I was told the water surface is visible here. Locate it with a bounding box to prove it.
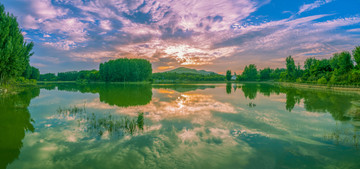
[1,83,360,169]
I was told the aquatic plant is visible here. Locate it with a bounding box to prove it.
[56,105,145,137]
[324,126,360,150]
[56,104,86,116]
[137,112,144,130]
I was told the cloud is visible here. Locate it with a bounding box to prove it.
[22,15,39,29]
[347,28,360,32]
[42,18,88,43]
[31,0,68,20]
[2,0,360,73]
[100,20,112,31]
[43,40,76,51]
[298,0,333,14]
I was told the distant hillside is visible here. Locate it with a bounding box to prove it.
[164,67,219,75]
[153,67,225,81]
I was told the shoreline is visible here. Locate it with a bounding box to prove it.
[277,82,360,95]
[37,81,152,84]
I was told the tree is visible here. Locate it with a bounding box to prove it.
[241,64,258,81]
[330,52,353,75]
[99,58,152,82]
[285,56,296,81]
[353,46,360,69]
[226,70,232,81]
[29,66,39,80]
[39,73,57,81]
[0,4,34,84]
[270,68,285,80]
[259,68,272,81]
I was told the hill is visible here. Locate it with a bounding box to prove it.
[164,67,219,75]
[153,67,225,81]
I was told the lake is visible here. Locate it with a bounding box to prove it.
[1,83,360,169]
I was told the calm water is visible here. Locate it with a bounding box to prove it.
[1,83,360,169]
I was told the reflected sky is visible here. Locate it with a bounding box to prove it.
[4,83,360,169]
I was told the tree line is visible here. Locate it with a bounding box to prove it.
[226,46,360,85]
[39,70,100,82]
[152,72,225,81]
[40,58,152,82]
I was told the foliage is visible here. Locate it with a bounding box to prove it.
[100,58,152,82]
[239,64,258,81]
[236,46,360,85]
[39,73,57,81]
[259,68,272,81]
[353,46,360,69]
[284,56,299,81]
[317,77,327,84]
[41,70,100,82]
[270,68,286,80]
[226,70,232,81]
[22,66,39,80]
[0,4,35,84]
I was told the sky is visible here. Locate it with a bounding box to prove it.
[2,0,360,74]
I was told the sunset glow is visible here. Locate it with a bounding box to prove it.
[2,0,360,73]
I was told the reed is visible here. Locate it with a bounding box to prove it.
[55,105,145,137]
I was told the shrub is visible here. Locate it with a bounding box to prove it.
[317,77,327,84]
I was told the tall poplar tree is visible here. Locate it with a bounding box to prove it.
[0,4,34,84]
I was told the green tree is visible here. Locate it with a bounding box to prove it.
[99,58,152,82]
[39,73,57,81]
[285,56,296,81]
[226,70,232,81]
[331,52,353,75]
[241,64,258,81]
[353,46,360,69]
[259,68,272,81]
[0,4,34,84]
[270,68,285,80]
[29,66,39,80]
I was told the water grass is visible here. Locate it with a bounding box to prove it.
[323,126,360,150]
[56,105,145,137]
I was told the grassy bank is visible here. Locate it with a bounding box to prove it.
[278,82,360,94]
[0,78,38,96]
[0,84,36,96]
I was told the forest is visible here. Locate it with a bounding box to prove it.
[229,46,360,85]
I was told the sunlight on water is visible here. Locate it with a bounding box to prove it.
[1,83,360,169]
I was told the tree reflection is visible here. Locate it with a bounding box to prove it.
[241,83,258,100]
[42,83,152,107]
[226,83,232,94]
[99,85,152,107]
[152,84,216,92]
[235,83,360,121]
[0,87,40,168]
